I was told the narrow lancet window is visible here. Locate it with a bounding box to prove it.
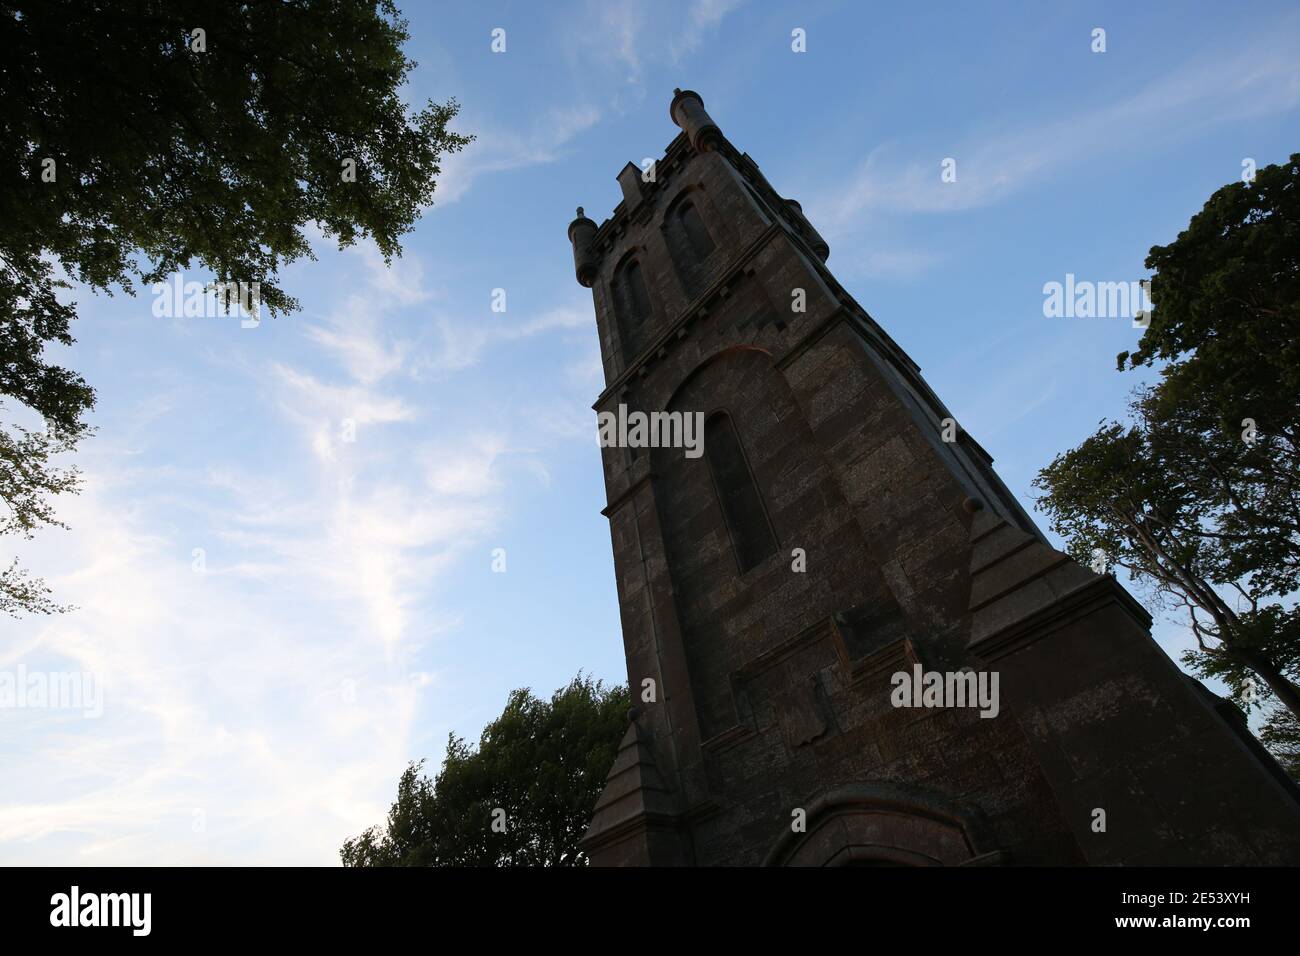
[705,413,777,573]
[677,201,714,259]
[615,258,651,357]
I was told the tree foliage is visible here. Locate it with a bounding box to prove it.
[1034,393,1300,721]
[0,0,471,614]
[1260,706,1300,781]
[1120,153,1300,434]
[341,676,630,867]
[1035,154,1300,755]
[0,415,81,615]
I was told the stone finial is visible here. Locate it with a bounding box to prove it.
[784,197,831,262]
[669,88,722,151]
[568,207,599,287]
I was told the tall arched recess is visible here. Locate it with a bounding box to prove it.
[649,344,890,746]
[704,411,777,574]
[763,785,1008,867]
[676,199,714,258]
[661,186,722,299]
[612,254,652,362]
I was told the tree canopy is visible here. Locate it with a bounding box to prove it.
[341,676,630,867]
[0,0,471,614]
[1120,153,1300,434]
[1035,154,1300,771]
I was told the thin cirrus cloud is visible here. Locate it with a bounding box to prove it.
[433,104,602,206]
[813,26,1300,237]
[575,0,647,85]
[570,0,746,96]
[0,224,584,862]
[669,0,748,62]
[0,470,433,864]
[424,304,591,373]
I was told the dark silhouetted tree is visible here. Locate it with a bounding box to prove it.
[341,675,630,866]
[1035,155,1300,768]
[0,1,471,614]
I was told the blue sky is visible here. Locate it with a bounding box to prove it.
[3,1,1298,864]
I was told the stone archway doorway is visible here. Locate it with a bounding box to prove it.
[763,784,1007,867]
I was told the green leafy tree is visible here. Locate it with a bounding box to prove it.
[1035,154,1300,757]
[0,0,471,615]
[1119,154,1300,435]
[341,676,630,867]
[1261,707,1300,780]
[1034,394,1300,721]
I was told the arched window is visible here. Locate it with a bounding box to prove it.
[705,413,777,573]
[620,260,650,324]
[676,200,714,259]
[614,257,651,358]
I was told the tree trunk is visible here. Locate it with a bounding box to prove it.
[1231,646,1300,723]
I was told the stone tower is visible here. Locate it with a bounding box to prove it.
[566,90,1300,866]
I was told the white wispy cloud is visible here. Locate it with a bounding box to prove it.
[670,0,747,61]
[0,235,552,862]
[837,246,940,282]
[571,0,747,93]
[813,28,1300,235]
[424,305,590,373]
[579,0,647,85]
[434,105,602,206]
[0,472,431,863]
